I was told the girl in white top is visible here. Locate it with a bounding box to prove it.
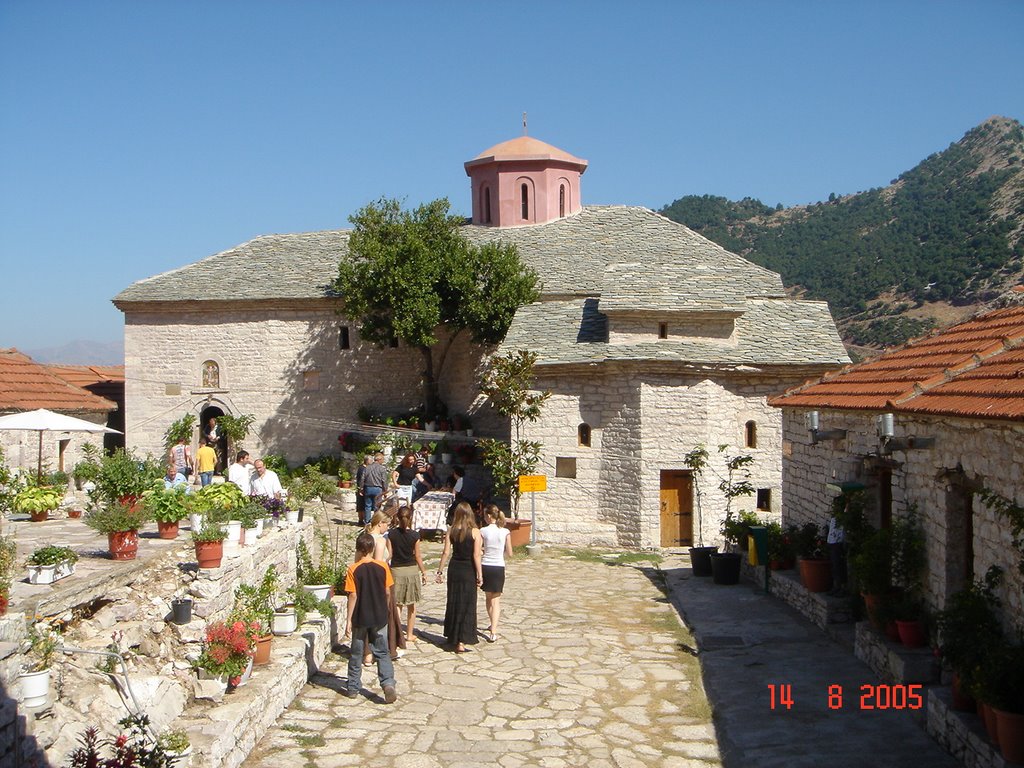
[478,504,512,643]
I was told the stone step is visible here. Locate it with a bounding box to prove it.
[172,610,334,768]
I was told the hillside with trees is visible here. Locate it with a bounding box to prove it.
[661,116,1024,352]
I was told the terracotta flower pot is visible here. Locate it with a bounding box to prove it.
[994,708,1024,763]
[194,540,224,569]
[157,520,180,540]
[506,519,532,548]
[895,619,927,648]
[68,509,83,519]
[798,557,831,592]
[108,530,139,560]
[980,700,1000,746]
[254,634,273,666]
[951,672,976,712]
[30,510,49,522]
[0,594,8,616]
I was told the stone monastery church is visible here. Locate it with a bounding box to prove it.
[115,135,849,548]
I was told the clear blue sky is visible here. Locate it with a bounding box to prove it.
[2,0,1022,352]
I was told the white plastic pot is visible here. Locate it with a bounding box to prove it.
[225,520,242,545]
[284,509,300,525]
[302,584,331,602]
[271,608,297,636]
[20,668,50,708]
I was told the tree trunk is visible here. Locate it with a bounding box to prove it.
[420,346,438,418]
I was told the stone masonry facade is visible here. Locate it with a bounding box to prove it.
[779,407,1024,621]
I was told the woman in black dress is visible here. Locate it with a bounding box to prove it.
[436,501,482,652]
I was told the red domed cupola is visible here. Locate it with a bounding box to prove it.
[465,135,587,227]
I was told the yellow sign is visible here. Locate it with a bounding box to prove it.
[518,474,547,493]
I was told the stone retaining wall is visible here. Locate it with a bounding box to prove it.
[928,687,1008,768]
[853,622,939,684]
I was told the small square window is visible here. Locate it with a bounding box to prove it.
[756,488,772,511]
[555,457,577,478]
[658,322,668,339]
[303,370,320,391]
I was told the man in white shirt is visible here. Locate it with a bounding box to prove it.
[251,458,283,500]
[228,450,253,495]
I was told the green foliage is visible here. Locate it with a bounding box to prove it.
[721,509,759,547]
[793,522,826,560]
[0,446,21,513]
[217,413,255,444]
[85,501,152,533]
[936,567,1004,699]
[27,545,78,566]
[190,482,246,519]
[14,486,65,514]
[235,499,262,529]
[0,536,17,596]
[660,119,1024,347]
[288,466,337,502]
[72,443,102,484]
[89,448,164,507]
[890,507,927,592]
[478,350,551,515]
[157,728,190,754]
[45,470,68,487]
[191,517,227,543]
[979,487,1024,575]
[26,621,59,672]
[163,413,196,449]
[285,583,332,626]
[141,486,190,523]
[765,522,799,562]
[335,197,539,416]
[232,565,281,634]
[296,530,348,590]
[683,444,755,548]
[260,454,290,479]
[65,714,179,768]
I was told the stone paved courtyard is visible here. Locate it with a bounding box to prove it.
[247,543,720,768]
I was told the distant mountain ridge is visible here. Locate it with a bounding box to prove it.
[661,116,1024,352]
[23,339,123,366]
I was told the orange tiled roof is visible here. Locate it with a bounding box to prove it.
[770,305,1024,421]
[0,349,116,413]
[47,364,125,388]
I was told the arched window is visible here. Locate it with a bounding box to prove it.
[559,184,566,217]
[578,423,591,447]
[201,360,220,388]
[521,183,529,220]
[745,420,757,449]
[482,185,492,224]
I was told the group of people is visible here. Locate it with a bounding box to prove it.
[342,501,513,703]
[164,438,284,501]
[356,447,444,525]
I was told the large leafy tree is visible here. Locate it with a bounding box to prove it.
[335,197,539,416]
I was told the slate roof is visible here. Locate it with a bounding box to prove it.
[502,298,847,366]
[0,350,117,413]
[770,305,1024,421]
[114,205,847,369]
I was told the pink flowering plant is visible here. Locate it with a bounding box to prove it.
[195,620,258,679]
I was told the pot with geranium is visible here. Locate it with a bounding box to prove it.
[142,486,190,539]
[195,619,259,689]
[234,565,280,664]
[85,501,153,560]
[26,545,79,584]
[65,713,181,768]
[935,565,1003,712]
[766,522,797,570]
[20,621,58,708]
[192,518,227,568]
[0,536,15,615]
[795,522,832,593]
[15,485,65,522]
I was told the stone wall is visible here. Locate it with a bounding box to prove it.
[123,305,493,465]
[524,367,815,549]
[779,407,1024,621]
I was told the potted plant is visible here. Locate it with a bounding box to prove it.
[195,619,258,688]
[0,536,16,615]
[286,583,332,624]
[192,518,227,568]
[142,486,190,539]
[297,532,344,600]
[236,500,262,543]
[795,522,832,593]
[26,545,78,584]
[233,565,280,665]
[72,442,102,490]
[216,413,255,452]
[438,441,452,465]
[20,621,58,708]
[986,643,1024,763]
[890,510,928,645]
[14,485,65,522]
[284,493,302,524]
[85,502,152,560]
[89,448,164,509]
[157,728,192,764]
[765,521,797,570]
[65,714,180,766]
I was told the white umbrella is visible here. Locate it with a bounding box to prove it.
[0,408,121,481]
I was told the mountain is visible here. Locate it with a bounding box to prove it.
[661,116,1024,353]
[23,339,124,366]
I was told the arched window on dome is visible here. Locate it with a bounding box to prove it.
[201,360,220,388]
[578,423,591,447]
[521,183,529,220]
[745,420,758,449]
[559,184,566,218]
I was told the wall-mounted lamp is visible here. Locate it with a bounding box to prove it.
[805,410,847,444]
[876,412,935,454]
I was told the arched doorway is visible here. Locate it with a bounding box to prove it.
[199,404,229,473]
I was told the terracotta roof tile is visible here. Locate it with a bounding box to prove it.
[0,349,116,413]
[771,305,1024,421]
[47,365,125,388]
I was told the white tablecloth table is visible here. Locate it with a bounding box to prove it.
[412,491,454,531]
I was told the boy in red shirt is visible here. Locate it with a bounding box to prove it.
[344,532,398,703]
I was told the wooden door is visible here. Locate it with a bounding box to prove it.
[660,470,694,547]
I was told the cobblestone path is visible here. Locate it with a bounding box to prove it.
[248,546,720,768]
